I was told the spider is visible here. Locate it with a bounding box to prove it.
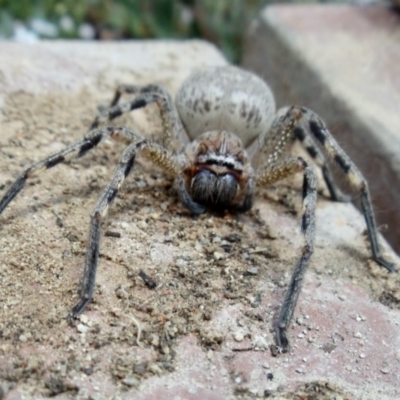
[0,65,394,352]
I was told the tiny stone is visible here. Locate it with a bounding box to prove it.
[80,315,88,324]
[381,368,389,374]
[295,367,304,374]
[262,362,270,369]
[338,294,347,301]
[353,331,362,338]
[19,334,27,342]
[137,220,148,229]
[213,251,225,260]
[359,353,366,359]
[233,332,244,342]
[77,324,89,334]
[253,335,269,350]
[195,242,203,252]
[246,267,259,275]
[151,335,160,347]
[122,377,139,387]
[297,333,304,339]
[116,286,129,299]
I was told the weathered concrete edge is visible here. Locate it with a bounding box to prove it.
[242,5,400,253]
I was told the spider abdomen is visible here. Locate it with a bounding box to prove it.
[175,66,276,147]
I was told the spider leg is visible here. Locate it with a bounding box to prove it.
[293,106,394,273]
[256,157,317,352]
[0,127,139,216]
[175,176,206,214]
[91,84,186,153]
[253,106,349,203]
[293,121,350,202]
[70,129,181,318]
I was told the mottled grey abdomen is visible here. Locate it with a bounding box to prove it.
[175,66,276,147]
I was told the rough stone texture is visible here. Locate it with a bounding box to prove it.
[0,41,400,399]
[242,4,400,255]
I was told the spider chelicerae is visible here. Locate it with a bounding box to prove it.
[0,65,394,352]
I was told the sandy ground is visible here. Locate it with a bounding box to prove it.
[0,41,399,400]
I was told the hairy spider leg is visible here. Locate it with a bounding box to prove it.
[292,115,350,203]
[257,157,317,352]
[253,105,393,351]
[0,122,182,319]
[0,127,136,215]
[70,131,181,318]
[91,84,186,153]
[294,107,394,273]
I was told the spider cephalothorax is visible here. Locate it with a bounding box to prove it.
[181,130,254,212]
[0,65,394,352]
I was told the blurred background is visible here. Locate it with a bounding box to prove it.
[0,0,369,63]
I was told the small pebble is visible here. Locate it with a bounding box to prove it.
[338,294,347,301]
[122,377,139,387]
[19,334,27,342]
[233,332,244,342]
[195,242,203,252]
[136,180,146,188]
[77,324,89,334]
[137,220,148,229]
[246,267,259,275]
[213,251,225,260]
[359,353,366,359]
[381,368,389,374]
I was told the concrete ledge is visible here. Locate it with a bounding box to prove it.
[0,41,399,399]
[243,4,400,254]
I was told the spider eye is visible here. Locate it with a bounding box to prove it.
[191,169,238,207]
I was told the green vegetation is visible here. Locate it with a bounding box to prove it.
[0,0,292,62]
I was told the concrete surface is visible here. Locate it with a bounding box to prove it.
[242,4,400,255]
[0,41,400,399]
